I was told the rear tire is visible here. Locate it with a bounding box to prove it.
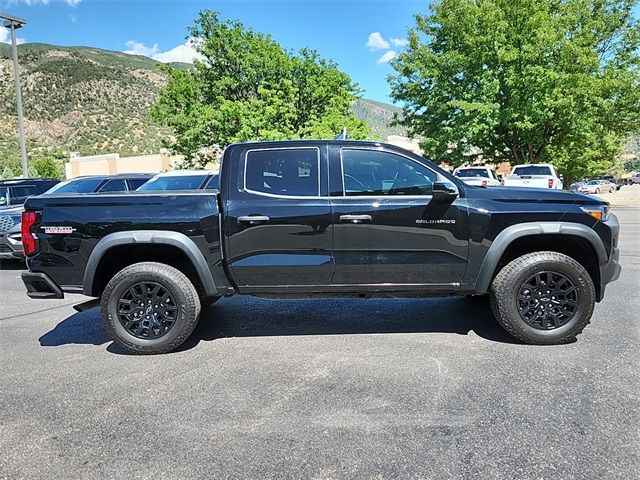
[595,188,600,194]
[490,252,595,345]
[101,262,201,354]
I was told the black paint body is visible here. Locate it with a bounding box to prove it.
[22,140,621,301]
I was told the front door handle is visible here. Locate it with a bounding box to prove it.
[339,214,372,223]
[238,215,270,224]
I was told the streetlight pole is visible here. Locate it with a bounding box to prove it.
[1,12,28,178]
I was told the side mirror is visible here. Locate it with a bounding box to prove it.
[432,181,459,203]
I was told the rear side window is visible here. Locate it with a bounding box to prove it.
[139,175,208,191]
[245,148,320,197]
[204,175,219,190]
[99,179,128,192]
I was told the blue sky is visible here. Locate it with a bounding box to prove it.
[0,0,432,103]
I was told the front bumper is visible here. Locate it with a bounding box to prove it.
[598,246,621,301]
[22,271,64,299]
[0,232,23,260]
[597,213,622,301]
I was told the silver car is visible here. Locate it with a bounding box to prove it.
[577,179,616,194]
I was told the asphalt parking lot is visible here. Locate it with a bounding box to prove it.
[0,207,638,480]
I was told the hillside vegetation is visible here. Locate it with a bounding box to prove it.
[0,43,403,164]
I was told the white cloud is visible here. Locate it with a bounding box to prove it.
[124,40,160,58]
[0,27,26,45]
[377,50,397,64]
[366,32,390,51]
[123,39,203,64]
[66,0,81,6]
[390,38,408,47]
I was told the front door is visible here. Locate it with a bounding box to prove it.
[224,145,333,290]
[329,146,468,288]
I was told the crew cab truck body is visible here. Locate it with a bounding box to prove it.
[21,140,621,353]
[503,164,564,190]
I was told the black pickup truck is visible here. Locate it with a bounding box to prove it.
[21,140,621,353]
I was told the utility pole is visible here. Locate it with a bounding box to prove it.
[1,12,28,178]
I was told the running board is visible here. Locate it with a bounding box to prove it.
[73,298,100,312]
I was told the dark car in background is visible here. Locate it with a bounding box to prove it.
[0,178,60,209]
[0,173,153,262]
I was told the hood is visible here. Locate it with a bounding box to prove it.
[463,185,607,206]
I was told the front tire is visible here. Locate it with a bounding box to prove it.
[595,188,600,194]
[490,252,595,345]
[101,262,201,354]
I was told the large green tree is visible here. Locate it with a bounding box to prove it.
[390,0,640,184]
[152,11,368,167]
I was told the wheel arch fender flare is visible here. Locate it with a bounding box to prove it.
[83,231,217,297]
[473,222,607,295]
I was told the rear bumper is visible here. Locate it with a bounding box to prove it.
[22,271,64,299]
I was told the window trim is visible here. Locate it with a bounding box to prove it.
[339,147,440,199]
[243,146,323,199]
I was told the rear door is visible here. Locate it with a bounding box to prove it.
[329,145,468,288]
[223,145,333,291]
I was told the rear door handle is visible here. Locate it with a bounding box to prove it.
[339,214,372,223]
[238,215,270,224]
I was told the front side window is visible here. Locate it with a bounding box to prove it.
[245,148,319,197]
[341,149,436,196]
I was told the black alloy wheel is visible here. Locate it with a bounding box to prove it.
[117,281,177,339]
[516,271,578,330]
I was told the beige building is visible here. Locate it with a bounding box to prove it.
[65,151,184,179]
[385,135,423,155]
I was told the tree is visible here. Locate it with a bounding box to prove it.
[31,156,63,179]
[390,0,640,185]
[624,157,640,172]
[152,11,368,168]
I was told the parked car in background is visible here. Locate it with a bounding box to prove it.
[0,173,152,261]
[627,173,640,185]
[0,178,59,209]
[137,170,219,191]
[596,175,624,191]
[570,179,589,192]
[502,164,563,189]
[453,166,501,187]
[46,173,153,195]
[578,179,616,195]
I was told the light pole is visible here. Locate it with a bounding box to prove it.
[1,12,28,178]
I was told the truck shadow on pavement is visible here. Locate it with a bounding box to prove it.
[39,296,522,353]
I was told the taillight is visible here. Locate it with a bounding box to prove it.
[548,178,554,189]
[481,180,488,187]
[21,210,39,256]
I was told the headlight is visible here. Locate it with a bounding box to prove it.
[580,205,610,222]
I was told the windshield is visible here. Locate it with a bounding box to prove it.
[0,187,7,206]
[513,166,552,176]
[45,178,105,194]
[138,175,208,191]
[455,168,489,178]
